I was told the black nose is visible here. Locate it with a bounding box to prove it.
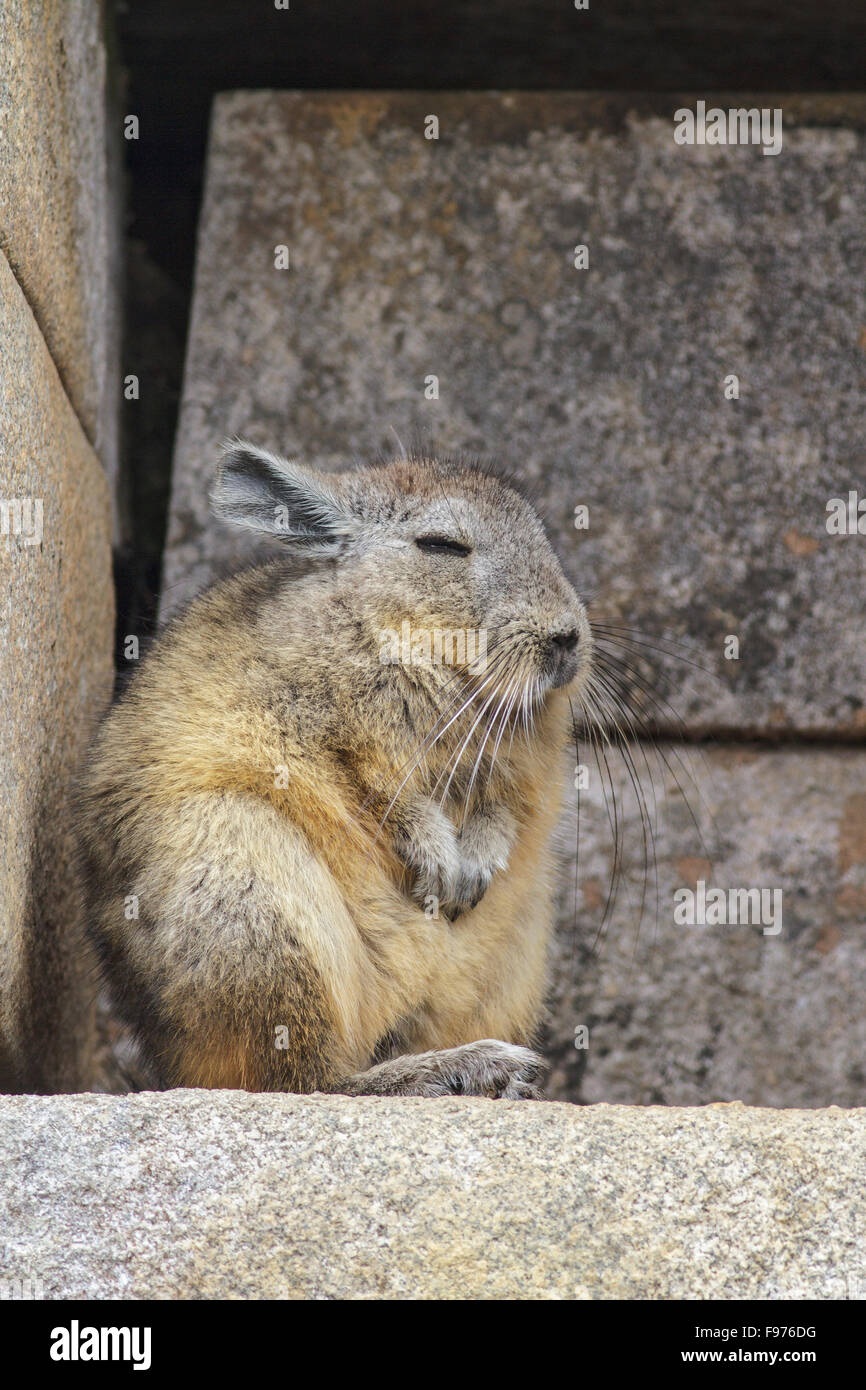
[545,626,580,688]
[549,628,579,653]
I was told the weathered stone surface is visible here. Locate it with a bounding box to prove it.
[546,746,866,1109]
[163,92,866,734]
[0,1089,863,1299]
[0,252,114,1091]
[0,0,120,502]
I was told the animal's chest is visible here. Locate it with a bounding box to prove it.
[363,800,560,1054]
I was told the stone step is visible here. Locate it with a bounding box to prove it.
[1,1089,864,1299]
[163,91,866,735]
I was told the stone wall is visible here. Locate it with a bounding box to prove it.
[0,2,117,1091]
[162,93,866,736]
[546,747,866,1106]
[0,0,121,517]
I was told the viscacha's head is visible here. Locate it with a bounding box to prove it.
[211,440,593,708]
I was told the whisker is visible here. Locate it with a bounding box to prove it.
[486,671,525,792]
[567,694,582,984]
[378,652,512,813]
[590,623,716,678]
[463,667,523,820]
[436,663,515,810]
[582,673,656,947]
[581,715,626,944]
[590,652,715,863]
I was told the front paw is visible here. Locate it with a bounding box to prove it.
[445,804,517,920]
[393,796,461,915]
[441,859,491,921]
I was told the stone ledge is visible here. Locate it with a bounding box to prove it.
[1,1090,863,1299]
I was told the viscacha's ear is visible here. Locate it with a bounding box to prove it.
[210,440,355,554]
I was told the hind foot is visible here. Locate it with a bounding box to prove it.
[342,1039,546,1099]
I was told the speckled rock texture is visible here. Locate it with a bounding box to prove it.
[545,746,866,1108]
[0,253,114,1091]
[0,1089,863,1299]
[164,92,866,735]
[0,0,120,502]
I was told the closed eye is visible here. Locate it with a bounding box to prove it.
[414,534,473,556]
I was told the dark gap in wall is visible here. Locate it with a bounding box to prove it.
[112,0,865,660]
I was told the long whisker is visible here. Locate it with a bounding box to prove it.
[580,714,625,944]
[590,647,715,859]
[435,661,517,809]
[364,642,513,805]
[582,673,656,947]
[371,648,514,837]
[590,640,715,806]
[567,694,582,983]
[590,623,716,678]
[463,666,524,821]
[356,597,714,980]
[486,670,525,792]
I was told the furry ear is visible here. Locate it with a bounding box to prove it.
[210,440,354,553]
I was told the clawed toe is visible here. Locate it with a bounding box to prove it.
[447,1040,546,1099]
